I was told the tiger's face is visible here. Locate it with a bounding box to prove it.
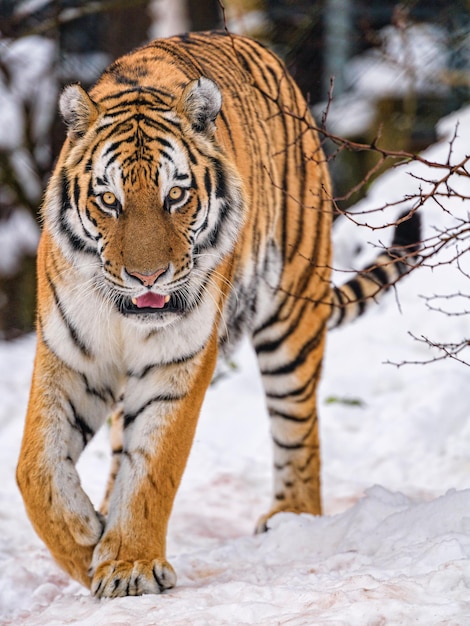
[49,79,244,326]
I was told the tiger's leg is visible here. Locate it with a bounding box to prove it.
[100,407,124,517]
[16,340,110,587]
[90,335,218,598]
[252,294,328,532]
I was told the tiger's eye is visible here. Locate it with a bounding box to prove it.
[168,186,185,202]
[101,192,117,206]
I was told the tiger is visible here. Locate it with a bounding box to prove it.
[16,31,420,598]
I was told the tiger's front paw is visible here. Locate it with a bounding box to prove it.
[91,559,176,598]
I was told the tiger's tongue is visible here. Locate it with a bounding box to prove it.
[134,293,166,309]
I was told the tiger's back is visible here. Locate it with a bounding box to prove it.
[18,32,340,598]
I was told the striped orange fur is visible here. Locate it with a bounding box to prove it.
[17,31,418,597]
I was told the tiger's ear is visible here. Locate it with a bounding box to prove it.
[59,84,101,140]
[179,77,222,134]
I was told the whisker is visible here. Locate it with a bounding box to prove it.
[193,253,237,293]
[188,269,230,339]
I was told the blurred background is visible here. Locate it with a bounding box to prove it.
[0,0,469,339]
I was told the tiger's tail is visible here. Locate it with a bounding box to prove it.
[328,211,421,329]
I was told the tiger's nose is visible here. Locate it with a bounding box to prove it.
[126,265,169,287]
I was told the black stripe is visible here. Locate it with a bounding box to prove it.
[260,323,325,377]
[59,170,98,256]
[347,279,367,315]
[46,271,92,359]
[287,118,308,263]
[152,568,166,594]
[127,347,203,379]
[194,200,231,252]
[81,373,115,403]
[368,264,392,287]
[69,401,95,448]
[102,135,135,158]
[266,361,321,402]
[150,39,204,76]
[269,408,311,423]
[74,179,97,241]
[130,114,180,137]
[204,167,212,197]
[254,299,310,355]
[154,137,173,150]
[253,291,294,338]
[298,448,319,473]
[272,413,317,450]
[211,158,227,198]
[179,135,198,165]
[36,313,62,362]
[73,177,80,208]
[331,286,346,326]
[272,435,305,450]
[98,87,171,106]
[124,392,186,428]
[219,108,235,151]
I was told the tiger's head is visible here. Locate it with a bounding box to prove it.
[45,77,244,326]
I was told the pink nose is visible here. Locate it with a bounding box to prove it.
[127,266,168,287]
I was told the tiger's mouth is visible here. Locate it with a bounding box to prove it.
[119,292,185,316]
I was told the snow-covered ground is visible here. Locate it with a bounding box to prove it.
[2,106,470,624]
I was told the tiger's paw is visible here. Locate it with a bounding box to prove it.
[254,503,297,534]
[255,510,277,534]
[91,558,176,598]
[254,501,322,534]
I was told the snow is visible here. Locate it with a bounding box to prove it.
[2,108,470,624]
[0,210,39,276]
[322,22,450,137]
[347,23,449,99]
[0,36,57,151]
[150,0,189,40]
[0,36,57,224]
[12,0,51,19]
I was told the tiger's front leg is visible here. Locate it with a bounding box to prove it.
[90,335,218,598]
[16,340,111,587]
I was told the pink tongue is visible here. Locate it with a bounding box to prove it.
[134,293,166,309]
